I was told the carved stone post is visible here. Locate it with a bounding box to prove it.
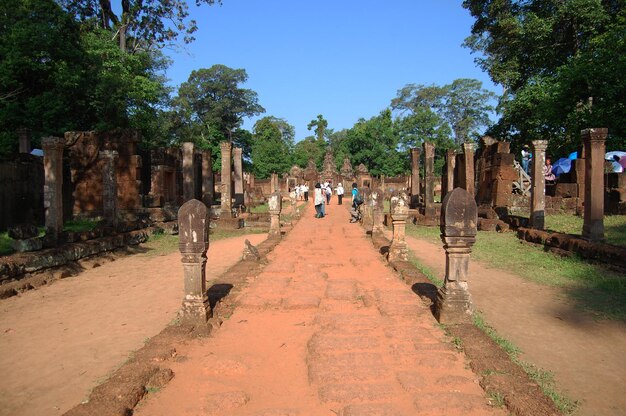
[361,188,373,230]
[178,199,210,324]
[182,142,195,202]
[424,142,436,218]
[582,128,608,241]
[233,147,243,208]
[530,140,548,230]
[389,192,409,262]
[220,142,232,217]
[270,173,279,194]
[443,149,456,199]
[202,149,214,207]
[99,150,119,228]
[435,188,477,324]
[372,190,385,236]
[17,128,31,154]
[410,147,421,208]
[42,137,65,242]
[462,143,475,196]
[289,189,299,218]
[268,191,282,239]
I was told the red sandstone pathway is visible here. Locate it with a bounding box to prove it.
[0,233,267,416]
[135,203,504,416]
[400,234,626,416]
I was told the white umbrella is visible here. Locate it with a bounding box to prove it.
[605,151,626,160]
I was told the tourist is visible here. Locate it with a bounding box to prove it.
[336,183,344,205]
[614,155,626,172]
[303,183,309,201]
[521,145,531,174]
[350,182,363,223]
[544,158,556,182]
[325,182,332,204]
[294,184,301,200]
[314,183,324,218]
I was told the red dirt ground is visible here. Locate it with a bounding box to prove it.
[0,233,267,416]
[402,234,626,416]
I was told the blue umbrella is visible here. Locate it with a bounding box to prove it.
[568,151,578,160]
[552,157,572,177]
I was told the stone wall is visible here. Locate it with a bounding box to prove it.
[0,155,44,231]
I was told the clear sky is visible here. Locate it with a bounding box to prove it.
[164,0,499,141]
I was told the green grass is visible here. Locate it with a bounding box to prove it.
[407,222,626,320]
[0,232,13,256]
[63,219,99,233]
[407,251,443,285]
[545,213,626,246]
[250,203,269,214]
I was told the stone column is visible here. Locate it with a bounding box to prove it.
[182,142,195,202]
[270,173,279,194]
[424,142,436,217]
[289,189,299,218]
[389,192,409,262]
[582,128,608,241]
[462,143,475,196]
[444,149,456,199]
[42,137,65,242]
[17,128,31,154]
[178,199,210,324]
[99,150,119,228]
[361,188,373,230]
[268,191,282,239]
[202,149,213,207]
[372,190,385,236]
[435,188,477,324]
[220,142,232,217]
[233,147,243,197]
[530,140,548,230]
[410,148,421,208]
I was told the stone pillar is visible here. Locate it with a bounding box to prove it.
[220,142,232,217]
[289,189,299,218]
[17,128,31,154]
[389,192,409,262]
[361,188,373,230]
[178,199,210,324]
[99,150,119,228]
[530,140,548,230]
[410,147,421,208]
[582,128,608,241]
[182,142,195,202]
[372,190,385,235]
[462,143,475,196]
[233,147,243,208]
[424,142,436,217]
[268,191,282,239]
[202,149,214,207]
[270,173,279,194]
[443,149,456,199]
[435,188,477,324]
[42,137,65,242]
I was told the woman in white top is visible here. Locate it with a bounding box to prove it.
[313,183,325,218]
[336,183,345,205]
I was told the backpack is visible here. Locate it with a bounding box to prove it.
[354,191,363,206]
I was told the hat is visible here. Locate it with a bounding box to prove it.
[338,183,342,187]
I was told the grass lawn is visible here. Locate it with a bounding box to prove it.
[545,214,626,246]
[406,221,626,321]
[250,203,269,214]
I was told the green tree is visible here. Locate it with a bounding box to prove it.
[60,0,222,52]
[250,116,294,179]
[307,114,329,145]
[292,136,325,169]
[463,0,626,153]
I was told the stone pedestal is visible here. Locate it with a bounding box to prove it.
[443,149,456,199]
[182,142,195,202]
[42,137,65,243]
[389,192,409,262]
[424,142,436,218]
[268,191,282,239]
[462,143,475,197]
[530,140,548,230]
[372,190,385,235]
[410,148,421,208]
[99,150,119,228]
[361,188,373,230]
[220,142,232,217]
[289,190,299,218]
[233,147,243,207]
[435,188,477,324]
[582,128,607,241]
[202,149,214,207]
[17,128,31,154]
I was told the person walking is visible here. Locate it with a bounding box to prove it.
[303,183,309,201]
[325,182,332,205]
[521,145,532,174]
[314,183,324,218]
[336,183,344,205]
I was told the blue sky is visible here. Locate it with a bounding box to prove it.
[164,0,500,141]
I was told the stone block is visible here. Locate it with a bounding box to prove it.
[606,172,626,189]
[495,165,518,181]
[493,191,511,207]
[478,218,498,231]
[555,183,578,198]
[143,194,163,208]
[11,237,43,252]
[477,206,498,219]
[570,159,585,183]
[8,223,39,240]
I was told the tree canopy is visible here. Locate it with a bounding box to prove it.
[250,116,294,179]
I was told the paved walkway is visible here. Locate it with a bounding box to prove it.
[135,202,504,416]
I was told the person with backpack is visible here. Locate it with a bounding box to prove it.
[314,183,325,218]
[350,182,363,223]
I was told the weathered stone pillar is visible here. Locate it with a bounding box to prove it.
[443,149,456,199]
[360,188,373,230]
[435,188,477,324]
[530,140,548,230]
[462,143,475,196]
[410,147,421,208]
[220,142,232,217]
[268,191,282,239]
[424,142,436,217]
[178,199,210,324]
[233,147,243,199]
[42,137,65,242]
[99,150,119,228]
[289,189,299,218]
[389,192,409,262]
[372,190,385,235]
[17,128,31,154]
[201,149,214,207]
[582,128,608,241]
[182,142,195,202]
[270,173,279,194]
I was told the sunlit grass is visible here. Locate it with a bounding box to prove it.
[250,203,269,214]
[545,214,626,246]
[0,232,13,256]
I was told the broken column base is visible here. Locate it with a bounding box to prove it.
[388,242,408,262]
[180,298,211,325]
[434,283,473,324]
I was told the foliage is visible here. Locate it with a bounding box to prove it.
[392,79,496,145]
[292,136,326,169]
[463,0,626,155]
[63,218,98,232]
[59,0,222,52]
[250,116,294,179]
[0,232,13,256]
[307,114,329,144]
